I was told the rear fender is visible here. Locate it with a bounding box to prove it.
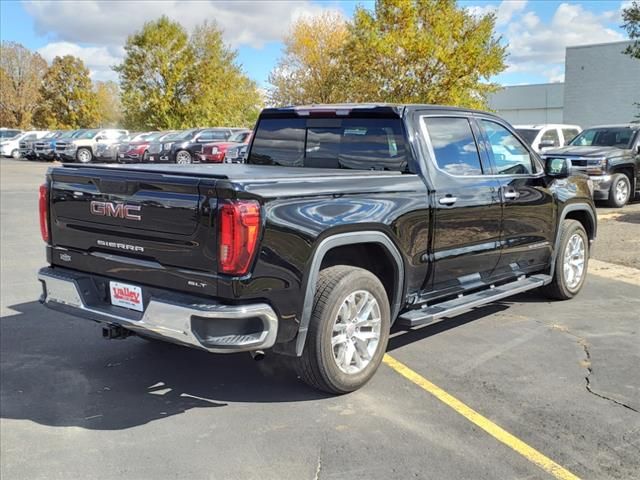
[294,231,405,356]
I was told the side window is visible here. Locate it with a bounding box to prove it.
[562,129,579,145]
[423,117,483,176]
[572,129,595,146]
[197,131,214,141]
[199,130,228,141]
[541,128,560,147]
[480,120,534,175]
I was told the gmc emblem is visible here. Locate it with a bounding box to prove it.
[90,201,141,221]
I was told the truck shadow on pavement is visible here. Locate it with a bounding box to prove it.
[0,301,329,431]
[1,292,549,431]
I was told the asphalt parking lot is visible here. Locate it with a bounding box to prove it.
[1,158,639,480]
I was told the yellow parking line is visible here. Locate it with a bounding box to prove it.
[383,354,581,480]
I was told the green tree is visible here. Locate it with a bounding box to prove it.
[34,55,99,129]
[115,17,260,130]
[621,0,640,117]
[268,12,349,106]
[95,80,122,127]
[622,0,640,59]
[0,42,47,128]
[342,0,506,108]
[188,22,261,127]
[114,16,194,130]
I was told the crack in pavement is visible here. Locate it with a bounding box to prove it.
[313,454,322,480]
[578,338,639,414]
[546,323,639,414]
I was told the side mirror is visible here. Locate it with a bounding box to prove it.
[95,135,105,141]
[545,157,571,177]
[538,140,555,150]
[636,144,640,154]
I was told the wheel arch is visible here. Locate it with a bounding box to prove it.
[294,231,405,356]
[610,164,636,192]
[550,203,596,278]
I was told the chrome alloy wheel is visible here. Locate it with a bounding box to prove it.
[615,178,629,205]
[563,233,586,289]
[176,150,191,164]
[77,149,92,163]
[331,290,381,375]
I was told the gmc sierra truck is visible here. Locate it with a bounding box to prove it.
[38,105,597,394]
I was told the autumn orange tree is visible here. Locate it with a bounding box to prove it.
[94,81,122,127]
[268,11,349,106]
[269,0,506,109]
[0,42,48,128]
[34,55,100,129]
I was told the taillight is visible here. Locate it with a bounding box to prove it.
[218,200,261,275]
[39,183,50,243]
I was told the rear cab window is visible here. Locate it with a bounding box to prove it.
[561,129,580,145]
[541,128,560,147]
[248,117,409,171]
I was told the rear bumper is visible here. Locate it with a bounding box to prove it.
[38,267,278,353]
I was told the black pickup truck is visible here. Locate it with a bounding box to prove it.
[38,105,597,394]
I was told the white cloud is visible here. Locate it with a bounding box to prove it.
[542,66,565,83]
[467,0,527,25]
[507,3,624,66]
[24,0,342,49]
[496,0,527,26]
[37,42,122,82]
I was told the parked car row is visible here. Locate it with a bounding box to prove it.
[0,126,252,164]
[3,118,638,207]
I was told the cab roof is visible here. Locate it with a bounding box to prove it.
[261,103,503,120]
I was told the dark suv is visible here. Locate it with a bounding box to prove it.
[168,128,236,164]
[542,124,640,207]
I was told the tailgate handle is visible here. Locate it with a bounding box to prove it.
[97,179,137,195]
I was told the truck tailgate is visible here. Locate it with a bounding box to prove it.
[48,167,218,295]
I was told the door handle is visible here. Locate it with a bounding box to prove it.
[503,190,520,200]
[439,196,457,205]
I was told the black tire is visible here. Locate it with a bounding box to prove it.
[294,266,390,394]
[76,147,93,164]
[11,149,20,159]
[605,173,631,208]
[142,150,149,163]
[544,219,589,300]
[175,150,192,164]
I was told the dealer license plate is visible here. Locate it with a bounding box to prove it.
[110,281,143,312]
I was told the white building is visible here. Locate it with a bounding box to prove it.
[488,41,640,128]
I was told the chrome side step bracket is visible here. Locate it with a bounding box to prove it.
[397,275,551,328]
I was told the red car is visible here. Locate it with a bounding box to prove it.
[198,130,252,163]
[118,131,174,163]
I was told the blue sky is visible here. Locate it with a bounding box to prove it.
[0,1,631,88]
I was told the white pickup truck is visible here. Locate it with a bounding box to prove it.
[55,128,128,163]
